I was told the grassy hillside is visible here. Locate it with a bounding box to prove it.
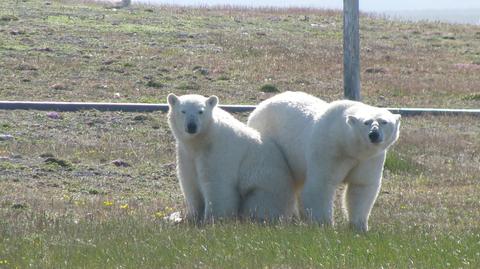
[0,0,479,268]
[1,0,480,107]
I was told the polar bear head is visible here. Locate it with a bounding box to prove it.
[167,93,218,139]
[346,105,401,150]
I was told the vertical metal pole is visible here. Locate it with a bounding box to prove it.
[343,0,361,100]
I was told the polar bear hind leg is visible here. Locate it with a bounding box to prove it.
[201,180,240,221]
[241,189,293,222]
[301,162,339,226]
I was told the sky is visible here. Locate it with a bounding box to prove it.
[132,0,480,12]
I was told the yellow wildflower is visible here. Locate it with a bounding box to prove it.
[155,211,165,218]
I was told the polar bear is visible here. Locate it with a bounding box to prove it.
[248,91,401,231]
[167,93,295,222]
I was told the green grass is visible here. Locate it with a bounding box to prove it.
[384,150,421,175]
[1,215,478,268]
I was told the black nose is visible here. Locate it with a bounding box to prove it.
[368,130,380,143]
[187,123,197,134]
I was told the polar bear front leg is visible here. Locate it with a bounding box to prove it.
[178,152,204,222]
[344,153,386,232]
[344,182,380,232]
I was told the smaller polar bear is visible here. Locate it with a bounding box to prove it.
[167,93,295,222]
[248,91,401,231]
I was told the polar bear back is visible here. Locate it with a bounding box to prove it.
[212,107,262,143]
[212,108,296,218]
[211,108,291,191]
[248,91,328,183]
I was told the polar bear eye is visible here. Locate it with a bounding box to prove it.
[379,119,388,125]
[181,110,186,114]
[364,120,373,126]
[198,110,203,115]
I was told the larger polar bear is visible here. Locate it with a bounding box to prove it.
[167,93,295,222]
[248,91,401,231]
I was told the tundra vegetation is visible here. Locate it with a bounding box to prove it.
[0,0,479,267]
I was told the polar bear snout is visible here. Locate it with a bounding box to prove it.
[186,121,198,134]
[368,128,383,144]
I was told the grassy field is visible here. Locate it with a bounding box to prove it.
[1,0,480,268]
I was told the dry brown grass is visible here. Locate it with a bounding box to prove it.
[373,115,480,232]
[0,0,479,233]
[0,110,182,225]
[1,0,479,108]
[1,108,479,234]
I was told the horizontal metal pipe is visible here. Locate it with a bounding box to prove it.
[0,101,256,113]
[0,101,479,116]
[387,107,480,117]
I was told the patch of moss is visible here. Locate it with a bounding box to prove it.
[259,84,279,93]
[0,162,27,171]
[146,80,164,88]
[175,81,200,91]
[462,93,480,101]
[44,157,73,170]
[138,96,164,104]
[0,15,18,22]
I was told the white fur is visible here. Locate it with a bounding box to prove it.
[248,91,401,231]
[167,93,295,222]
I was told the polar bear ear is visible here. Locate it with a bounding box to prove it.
[346,115,359,125]
[206,95,219,108]
[167,93,179,107]
[393,114,401,122]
